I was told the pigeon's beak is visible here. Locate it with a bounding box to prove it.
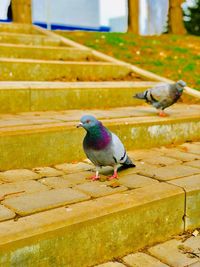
[76,122,83,128]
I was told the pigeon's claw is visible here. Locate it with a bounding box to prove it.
[108,170,118,180]
[90,175,100,181]
[158,110,168,117]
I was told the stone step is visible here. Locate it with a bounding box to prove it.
[0,81,159,113]
[0,143,199,266]
[0,58,136,81]
[0,23,41,35]
[0,104,199,170]
[0,32,62,46]
[0,43,95,61]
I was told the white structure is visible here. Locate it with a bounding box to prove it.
[140,0,169,35]
[32,0,101,30]
[0,0,11,20]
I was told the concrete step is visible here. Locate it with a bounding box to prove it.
[0,23,41,35]
[0,142,199,266]
[0,81,159,113]
[0,104,199,170]
[0,58,137,81]
[0,32,62,46]
[0,43,95,61]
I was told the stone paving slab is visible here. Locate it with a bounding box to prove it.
[148,239,199,267]
[32,166,64,177]
[139,165,200,181]
[118,174,159,189]
[0,180,48,199]
[156,147,200,161]
[39,177,73,188]
[54,162,92,173]
[98,233,200,267]
[2,188,90,216]
[0,169,39,182]
[179,143,200,155]
[0,205,15,222]
[122,252,169,267]
[0,104,199,129]
[74,181,127,198]
[184,160,200,169]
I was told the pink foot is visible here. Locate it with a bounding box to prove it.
[89,175,100,181]
[108,172,118,180]
[158,111,168,117]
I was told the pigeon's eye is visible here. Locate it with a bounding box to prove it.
[86,119,90,123]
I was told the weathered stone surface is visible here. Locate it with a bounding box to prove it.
[63,171,95,185]
[32,166,64,177]
[0,183,184,267]
[184,160,200,169]
[123,252,169,267]
[139,165,200,181]
[169,174,200,229]
[119,174,159,189]
[142,155,182,166]
[0,44,93,61]
[0,169,39,182]
[0,33,61,46]
[0,205,15,222]
[156,148,200,161]
[0,60,132,81]
[179,143,200,155]
[3,188,90,215]
[55,162,92,173]
[0,180,48,199]
[96,262,126,267]
[188,262,200,267]
[39,177,72,188]
[75,182,127,198]
[149,239,198,267]
[184,236,200,253]
[130,149,164,161]
[0,88,30,113]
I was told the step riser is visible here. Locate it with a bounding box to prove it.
[0,62,131,81]
[0,189,184,267]
[0,23,40,35]
[0,34,61,46]
[0,45,93,61]
[0,119,199,170]
[0,87,150,113]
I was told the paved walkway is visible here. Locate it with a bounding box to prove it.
[0,141,199,221]
[96,232,200,267]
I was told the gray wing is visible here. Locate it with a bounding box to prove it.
[111,133,128,164]
[147,83,177,109]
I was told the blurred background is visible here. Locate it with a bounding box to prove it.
[0,0,199,36]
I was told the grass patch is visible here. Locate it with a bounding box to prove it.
[56,31,200,91]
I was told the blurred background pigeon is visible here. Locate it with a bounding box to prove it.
[133,80,186,116]
[77,115,135,180]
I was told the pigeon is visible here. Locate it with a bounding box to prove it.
[133,80,186,116]
[77,115,135,180]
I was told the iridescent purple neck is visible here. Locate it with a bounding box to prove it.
[84,122,111,150]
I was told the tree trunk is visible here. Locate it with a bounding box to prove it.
[168,0,186,34]
[128,0,139,34]
[12,0,32,24]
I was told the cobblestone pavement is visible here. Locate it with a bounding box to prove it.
[95,231,200,267]
[0,141,199,221]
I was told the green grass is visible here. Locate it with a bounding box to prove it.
[56,31,200,90]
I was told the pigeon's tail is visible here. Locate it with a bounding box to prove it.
[122,156,136,168]
[133,92,146,100]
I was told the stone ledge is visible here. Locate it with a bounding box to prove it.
[0,183,184,266]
